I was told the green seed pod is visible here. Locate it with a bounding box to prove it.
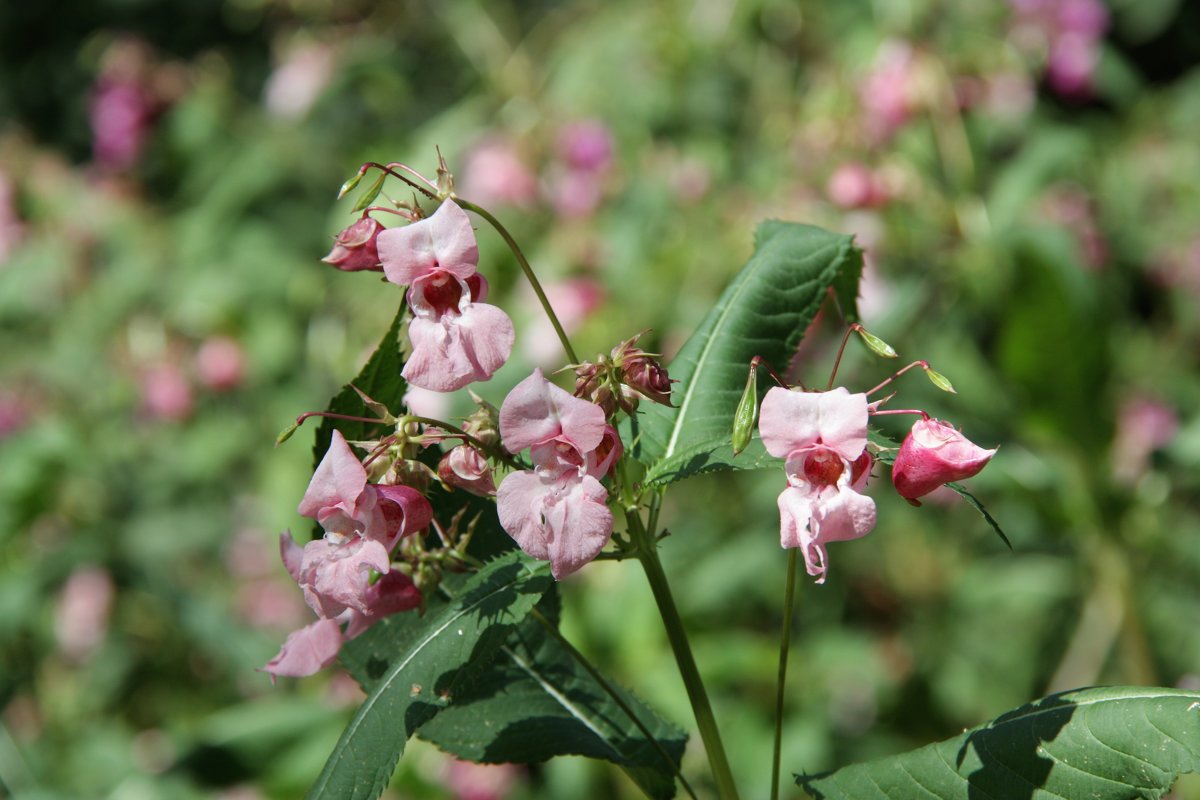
[731,365,759,456]
[855,326,898,358]
[924,366,957,394]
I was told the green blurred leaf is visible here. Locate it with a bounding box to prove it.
[946,482,1011,550]
[418,591,688,799]
[800,686,1200,799]
[312,302,407,471]
[637,221,862,485]
[310,551,552,800]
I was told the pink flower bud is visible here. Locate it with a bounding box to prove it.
[322,217,384,272]
[438,445,496,497]
[892,418,995,504]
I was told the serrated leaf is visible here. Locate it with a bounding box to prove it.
[636,222,862,485]
[800,686,1200,800]
[309,552,552,800]
[418,591,688,799]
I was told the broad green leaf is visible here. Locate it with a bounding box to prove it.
[636,221,862,485]
[800,686,1200,800]
[309,552,552,800]
[312,302,407,473]
[418,590,688,799]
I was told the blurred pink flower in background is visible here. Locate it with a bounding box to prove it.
[557,120,614,173]
[1112,396,1178,485]
[0,172,24,266]
[0,390,28,439]
[548,120,615,219]
[1042,184,1108,269]
[827,163,888,210]
[1009,0,1109,98]
[140,362,195,422]
[459,138,539,209]
[54,566,115,662]
[89,39,164,171]
[859,40,921,143]
[195,335,246,392]
[520,277,604,366]
[264,41,335,120]
[444,759,521,800]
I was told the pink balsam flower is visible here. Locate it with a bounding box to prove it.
[264,431,431,678]
[759,387,877,584]
[891,417,996,504]
[379,200,514,392]
[496,370,619,580]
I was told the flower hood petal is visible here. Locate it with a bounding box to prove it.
[379,200,478,286]
[760,387,868,461]
[499,369,606,454]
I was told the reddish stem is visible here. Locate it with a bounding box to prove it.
[751,356,802,391]
[295,411,391,427]
[827,323,864,390]
[866,360,930,397]
[869,408,930,419]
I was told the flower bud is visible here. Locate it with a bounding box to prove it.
[322,217,383,272]
[612,331,674,408]
[463,390,501,447]
[438,444,496,497]
[891,418,995,504]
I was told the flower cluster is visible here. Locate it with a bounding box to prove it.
[756,370,996,582]
[264,431,431,678]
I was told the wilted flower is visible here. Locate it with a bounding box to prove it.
[759,387,877,583]
[379,201,514,392]
[496,370,619,580]
[322,217,384,272]
[891,417,996,504]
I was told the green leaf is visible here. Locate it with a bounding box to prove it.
[636,221,862,485]
[946,482,1012,550]
[312,302,407,473]
[309,552,552,800]
[418,591,688,799]
[799,686,1200,800]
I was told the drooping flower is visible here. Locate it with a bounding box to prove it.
[891,417,995,504]
[759,387,877,583]
[378,201,514,392]
[264,431,432,679]
[496,370,618,580]
[439,444,496,497]
[322,217,384,272]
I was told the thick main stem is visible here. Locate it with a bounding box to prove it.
[770,549,800,800]
[455,197,579,364]
[636,543,741,800]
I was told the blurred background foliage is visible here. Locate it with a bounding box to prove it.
[2,0,1199,797]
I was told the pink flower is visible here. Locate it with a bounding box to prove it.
[54,566,115,662]
[496,370,618,580]
[445,759,521,800]
[195,335,245,391]
[322,217,384,272]
[558,120,614,173]
[891,417,996,504]
[827,163,888,210]
[262,618,344,678]
[264,431,432,679]
[379,201,514,392]
[140,363,194,422]
[459,138,539,209]
[759,387,877,583]
[439,444,496,497]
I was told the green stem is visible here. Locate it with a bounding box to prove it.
[633,518,740,800]
[770,549,799,800]
[455,197,579,364]
[529,608,699,800]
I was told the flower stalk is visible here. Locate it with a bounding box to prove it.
[631,511,741,800]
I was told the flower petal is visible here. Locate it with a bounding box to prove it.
[402,302,514,392]
[378,200,478,286]
[496,470,612,580]
[261,618,343,679]
[297,430,374,532]
[891,418,996,502]
[760,387,868,461]
[500,369,606,454]
[299,536,390,618]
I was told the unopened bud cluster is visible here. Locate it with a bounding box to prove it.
[572,331,674,417]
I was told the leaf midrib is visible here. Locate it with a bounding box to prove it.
[310,561,543,795]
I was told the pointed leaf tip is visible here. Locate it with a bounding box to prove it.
[856,327,898,358]
[924,366,956,393]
